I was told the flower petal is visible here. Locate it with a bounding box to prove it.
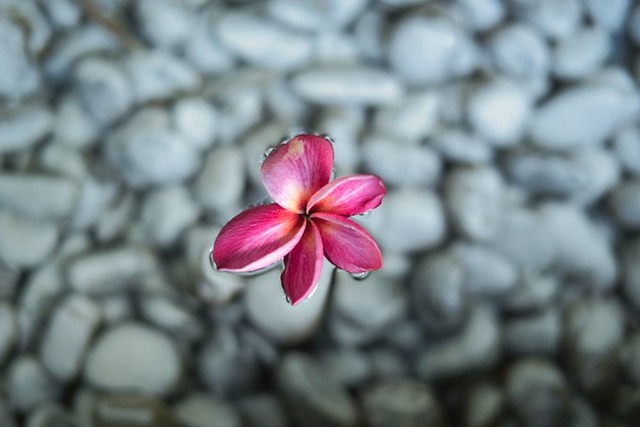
[281,220,324,305]
[261,134,334,213]
[307,174,386,216]
[311,212,382,273]
[213,204,306,273]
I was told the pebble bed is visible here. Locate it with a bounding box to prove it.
[1,0,640,426]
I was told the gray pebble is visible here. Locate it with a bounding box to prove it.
[40,295,101,382]
[0,401,16,427]
[610,180,640,230]
[504,309,561,356]
[173,394,241,427]
[184,6,236,75]
[67,246,157,295]
[0,302,16,366]
[553,27,610,80]
[506,359,572,427]
[456,0,505,31]
[320,348,371,388]
[451,242,518,297]
[52,94,98,149]
[489,23,550,79]
[620,332,640,385]
[583,0,630,32]
[362,135,441,187]
[91,394,178,427]
[135,0,195,49]
[277,353,359,427]
[39,0,82,29]
[622,239,640,312]
[194,146,245,212]
[361,378,444,427]
[368,349,407,379]
[630,5,640,47]
[291,66,403,106]
[524,0,583,40]
[0,104,53,154]
[429,129,493,165]
[173,97,218,151]
[140,186,199,247]
[565,298,625,398]
[0,211,59,269]
[95,191,135,243]
[0,15,40,101]
[84,322,182,396]
[373,90,440,142]
[613,126,640,177]
[140,295,203,341]
[25,402,73,427]
[504,274,559,313]
[70,175,119,231]
[267,0,368,32]
[237,394,288,427]
[464,383,505,427]
[417,307,501,381]
[6,356,59,413]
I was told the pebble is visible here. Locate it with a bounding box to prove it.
[140,186,199,247]
[365,189,446,253]
[428,129,493,165]
[0,15,40,101]
[135,0,195,49]
[620,332,640,385]
[91,394,178,427]
[538,203,617,291]
[25,402,74,427]
[40,0,82,29]
[40,295,102,382]
[237,394,288,427]
[504,309,561,356]
[140,295,203,341]
[417,307,501,381]
[0,302,17,366]
[467,79,531,146]
[329,271,408,346]
[70,175,119,231]
[373,90,440,142]
[0,400,16,427]
[525,0,583,40]
[320,348,371,388]
[411,252,469,334]
[361,379,444,427]
[361,135,441,187]
[172,97,218,151]
[614,126,640,177]
[215,12,312,71]
[0,211,59,269]
[276,353,359,427]
[445,166,502,241]
[388,15,472,85]
[52,94,98,149]
[291,66,403,106]
[464,383,505,427]
[67,246,157,295]
[631,5,640,47]
[0,104,53,154]
[609,180,640,230]
[194,146,245,212]
[506,359,572,427]
[173,394,241,427]
[106,108,201,188]
[622,240,640,312]
[504,274,559,313]
[456,0,505,31]
[95,191,136,243]
[553,27,610,80]
[451,242,518,297]
[529,84,636,150]
[368,349,407,378]
[6,356,59,413]
[565,298,625,399]
[183,6,236,75]
[84,323,182,397]
[583,0,630,32]
[267,0,368,31]
[489,24,550,79]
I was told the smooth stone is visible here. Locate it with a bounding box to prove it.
[194,146,245,212]
[25,402,74,427]
[38,143,88,180]
[320,348,371,388]
[489,23,549,79]
[464,383,505,427]
[614,126,640,176]
[125,50,200,103]
[172,97,218,151]
[267,0,368,31]
[366,189,446,253]
[583,0,630,32]
[0,15,40,100]
[265,79,311,125]
[74,56,133,126]
[456,0,505,31]
[504,274,559,313]
[91,394,178,427]
[140,295,202,341]
[173,394,241,427]
[451,243,518,297]
[411,252,469,334]
[362,135,441,187]
[68,246,157,295]
[0,104,53,154]
[504,309,561,356]
[140,186,199,247]
[277,353,359,427]
[6,356,58,413]
[198,325,260,397]
[388,15,472,85]
[330,271,408,346]
[525,0,583,40]
[428,129,493,164]
[184,6,236,75]
[361,379,444,427]
[565,298,625,398]
[0,400,16,427]
[631,5,640,47]
[99,295,133,325]
[291,66,403,106]
[237,394,288,427]
[467,79,531,146]
[506,359,571,427]
[373,90,440,142]
[538,203,617,291]
[0,174,79,222]
[0,210,59,269]
[135,0,195,49]
[0,302,16,366]
[70,175,119,231]
[529,84,637,149]
[52,94,98,149]
[568,397,598,427]
[368,349,407,379]
[610,180,640,230]
[40,0,82,29]
[622,240,640,312]
[40,295,101,382]
[106,108,201,188]
[417,307,501,381]
[215,12,312,71]
[553,27,610,80]
[95,191,136,243]
[445,166,502,241]
[84,323,182,396]
[620,332,640,384]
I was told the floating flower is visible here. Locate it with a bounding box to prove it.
[211,134,386,305]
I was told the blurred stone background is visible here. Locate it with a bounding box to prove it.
[1,0,640,426]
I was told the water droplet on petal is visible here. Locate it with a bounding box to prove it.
[356,211,371,218]
[305,284,319,301]
[284,294,292,304]
[320,134,335,145]
[351,271,370,281]
[330,168,336,181]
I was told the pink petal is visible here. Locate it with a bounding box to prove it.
[213,204,306,273]
[261,134,334,213]
[281,220,324,305]
[307,174,386,216]
[311,212,383,273]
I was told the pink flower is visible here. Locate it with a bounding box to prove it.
[211,134,386,305]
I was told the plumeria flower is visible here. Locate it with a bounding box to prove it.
[211,134,386,305]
